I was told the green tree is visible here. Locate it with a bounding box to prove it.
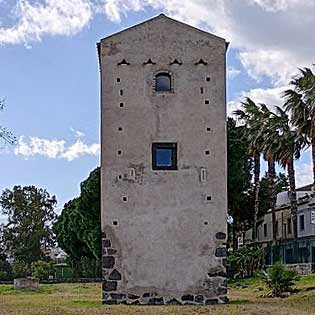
[31,260,53,280]
[227,117,253,249]
[261,107,303,239]
[54,167,101,277]
[258,172,289,219]
[234,98,265,240]
[0,186,57,264]
[283,67,315,189]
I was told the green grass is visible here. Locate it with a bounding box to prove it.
[1,276,315,315]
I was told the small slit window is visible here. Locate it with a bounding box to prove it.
[152,143,177,170]
[170,59,182,65]
[143,58,156,65]
[117,59,130,66]
[155,73,172,92]
[195,59,208,65]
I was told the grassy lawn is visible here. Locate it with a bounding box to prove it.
[1,275,315,315]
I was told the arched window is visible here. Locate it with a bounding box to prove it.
[155,72,172,92]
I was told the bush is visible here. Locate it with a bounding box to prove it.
[0,256,12,280]
[31,260,53,280]
[13,260,29,278]
[228,245,264,278]
[261,262,299,296]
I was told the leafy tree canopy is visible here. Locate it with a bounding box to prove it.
[54,167,101,276]
[228,117,254,229]
[0,185,57,264]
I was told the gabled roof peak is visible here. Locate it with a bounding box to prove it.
[99,13,226,43]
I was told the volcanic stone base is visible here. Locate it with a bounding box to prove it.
[102,290,228,305]
[101,235,228,305]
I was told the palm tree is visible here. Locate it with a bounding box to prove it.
[283,67,315,190]
[261,107,303,239]
[253,104,278,243]
[234,98,263,240]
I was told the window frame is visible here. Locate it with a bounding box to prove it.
[152,142,177,171]
[299,214,305,231]
[153,71,174,94]
[263,223,268,237]
[287,218,292,234]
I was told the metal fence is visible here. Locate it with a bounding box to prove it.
[264,237,315,266]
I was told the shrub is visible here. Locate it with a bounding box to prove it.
[261,262,299,296]
[228,245,264,278]
[13,260,29,278]
[31,260,53,280]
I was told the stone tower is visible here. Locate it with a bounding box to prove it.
[97,14,228,305]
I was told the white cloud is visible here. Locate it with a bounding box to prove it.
[227,86,287,116]
[14,136,99,161]
[295,159,313,188]
[248,0,300,12]
[0,0,93,45]
[227,67,241,80]
[70,127,85,138]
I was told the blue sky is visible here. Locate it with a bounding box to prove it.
[0,0,314,214]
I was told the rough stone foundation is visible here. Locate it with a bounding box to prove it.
[102,235,228,305]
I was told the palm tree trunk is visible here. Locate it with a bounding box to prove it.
[252,149,260,241]
[312,137,315,192]
[288,158,298,239]
[268,158,277,243]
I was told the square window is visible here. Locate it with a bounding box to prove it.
[117,150,122,156]
[118,127,123,131]
[206,77,211,82]
[205,100,210,105]
[205,150,210,155]
[206,127,211,132]
[117,78,121,82]
[152,143,177,170]
[119,102,124,108]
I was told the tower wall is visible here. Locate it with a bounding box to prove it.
[99,15,228,305]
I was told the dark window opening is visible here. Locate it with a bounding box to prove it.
[119,102,124,108]
[113,220,118,226]
[300,215,305,231]
[120,89,123,96]
[122,196,128,202]
[117,59,130,66]
[118,127,123,131]
[152,142,177,170]
[195,59,208,65]
[170,58,182,65]
[204,221,209,225]
[206,195,212,201]
[200,87,204,94]
[263,223,267,237]
[206,77,211,82]
[117,78,121,82]
[205,150,210,155]
[206,127,211,132]
[117,150,122,156]
[205,100,210,104]
[287,218,292,234]
[143,58,156,65]
[155,73,172,92]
